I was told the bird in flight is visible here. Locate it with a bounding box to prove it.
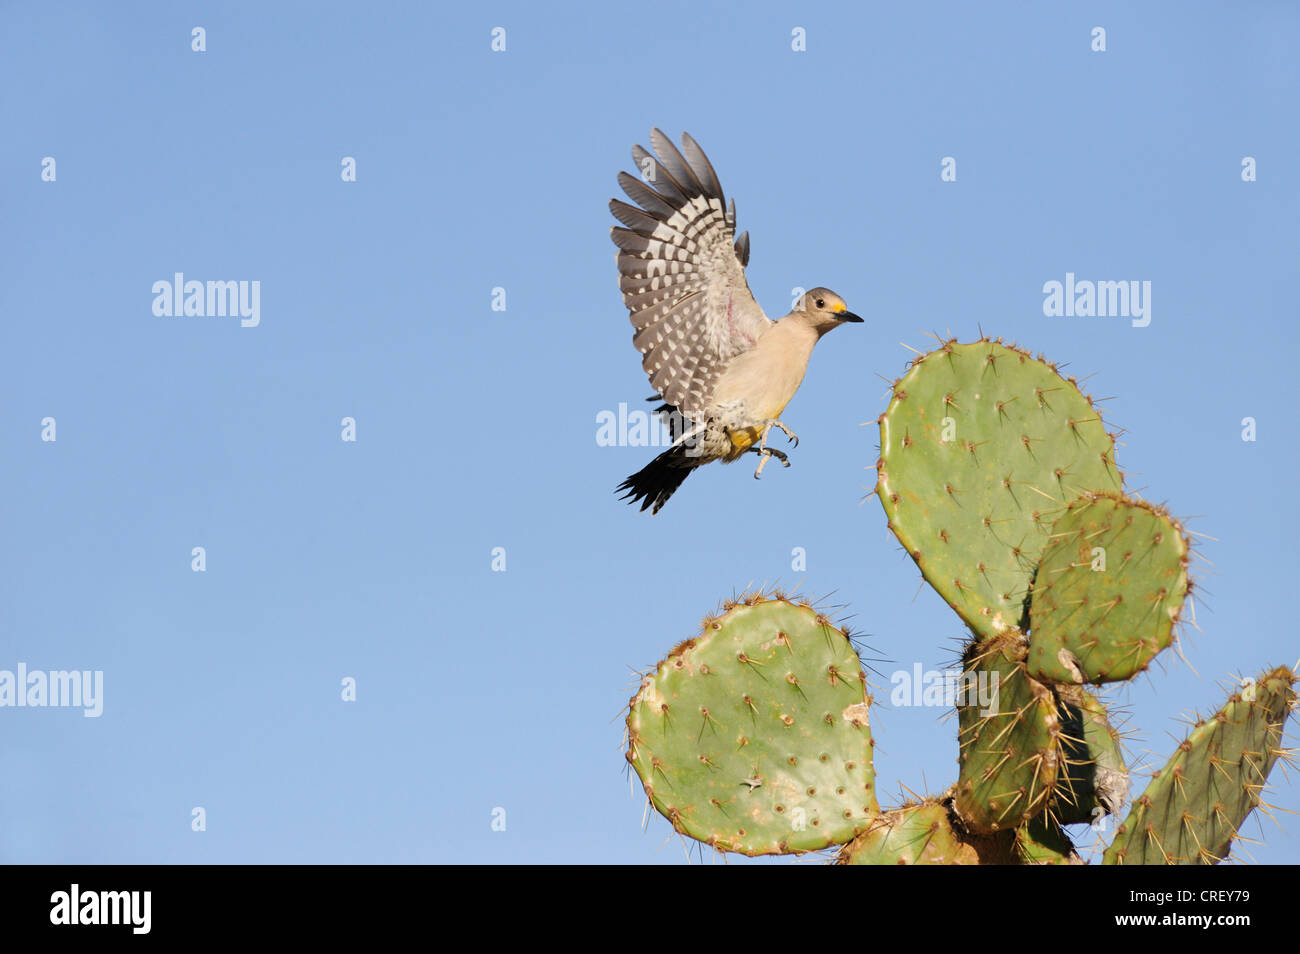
[610,129,863,514]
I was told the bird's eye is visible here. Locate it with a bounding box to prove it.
[815,298,825,309]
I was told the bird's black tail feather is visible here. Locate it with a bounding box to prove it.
[617,444,697,515]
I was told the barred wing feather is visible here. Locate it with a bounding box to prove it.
[610,130,770,420]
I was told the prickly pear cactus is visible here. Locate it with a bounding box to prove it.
[876,339,1121,642]
[1028,493,1190,685]
[836,801,991,865]
[1015,814,1082,864]
[1053,685,1129,826]
[625,595,878,855]
[1103,666,1297,865]
[622,338,1298,865]
[954,633,1063,832]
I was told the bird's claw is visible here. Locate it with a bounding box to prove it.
[751,446,789,479]
[758,419,799,452]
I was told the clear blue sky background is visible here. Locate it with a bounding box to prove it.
[2,2,1297,864]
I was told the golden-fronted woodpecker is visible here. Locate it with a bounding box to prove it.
[611,130,862,514]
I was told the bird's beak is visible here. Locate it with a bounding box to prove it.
[837,310,864,323]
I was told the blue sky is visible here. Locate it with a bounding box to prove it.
[1,1,1297,864]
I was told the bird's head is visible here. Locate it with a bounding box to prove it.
[795,287,864,333]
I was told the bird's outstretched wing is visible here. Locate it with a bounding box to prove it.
[610,130,771,421]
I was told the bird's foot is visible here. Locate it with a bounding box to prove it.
[751,445,790,479]
[757,418,799,451]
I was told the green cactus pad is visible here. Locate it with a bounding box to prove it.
[876,339,1121,642]
[835,801,1011,864]
[1015,815,1081,864]
[954,633,1063,832]
[1053,685,1129,825]
[1028,493,1190,684]
[626,595,878,855]
[1103,666,1297,865]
